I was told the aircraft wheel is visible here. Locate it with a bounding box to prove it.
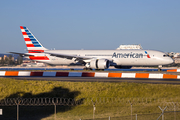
[83,68,92,70]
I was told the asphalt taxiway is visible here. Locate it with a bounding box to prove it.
[1,67,180,84]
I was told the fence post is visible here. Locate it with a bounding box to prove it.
[17,104,19,120]
[91,100,96,120]
[129,100,133,120]
[15,99,21,120]
[157,106,167,120]
[54,104,56,120]
[52,99,56,120]
[173,102,176,120]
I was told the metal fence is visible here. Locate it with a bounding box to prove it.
[0,97,84,106]
[0,97,180,120]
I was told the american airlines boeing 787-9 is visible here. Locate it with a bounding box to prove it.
[10,26,174,70]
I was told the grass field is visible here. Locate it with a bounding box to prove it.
[0,77,180,120]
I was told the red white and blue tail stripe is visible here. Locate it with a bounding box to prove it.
[20,26,49,60]
[20,26,47,52]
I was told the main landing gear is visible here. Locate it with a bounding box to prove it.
[83,68,92,70]
[83,68,104,71]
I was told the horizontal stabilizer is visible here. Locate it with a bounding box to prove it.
[8,52,34,57]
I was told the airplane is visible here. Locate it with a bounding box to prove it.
[10,26,174,70]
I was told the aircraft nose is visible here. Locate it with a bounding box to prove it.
[168,58,174,64]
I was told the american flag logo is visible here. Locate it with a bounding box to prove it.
[145,51,150,58]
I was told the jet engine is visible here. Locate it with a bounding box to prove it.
[89,59,110,69]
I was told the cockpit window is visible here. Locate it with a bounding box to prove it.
[163,54,169,57]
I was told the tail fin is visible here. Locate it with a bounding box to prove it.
[20,26,48,53]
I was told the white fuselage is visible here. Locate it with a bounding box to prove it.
[27,49,174,66]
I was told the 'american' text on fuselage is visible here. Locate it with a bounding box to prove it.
[112,52,144,58]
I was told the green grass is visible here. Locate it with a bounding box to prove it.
[0,78,180,120]
[0,77,180,99]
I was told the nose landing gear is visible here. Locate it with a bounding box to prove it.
[158,65,162,71]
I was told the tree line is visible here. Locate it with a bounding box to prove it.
[0,55,23,66]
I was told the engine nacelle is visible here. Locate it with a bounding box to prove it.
[90,59,110,69]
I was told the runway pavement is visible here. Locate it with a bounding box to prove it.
[1,67,180,84]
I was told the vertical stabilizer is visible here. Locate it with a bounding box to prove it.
[20,26,48,53]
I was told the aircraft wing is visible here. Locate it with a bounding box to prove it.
[44,52,91,60]
[8,52,34,57]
